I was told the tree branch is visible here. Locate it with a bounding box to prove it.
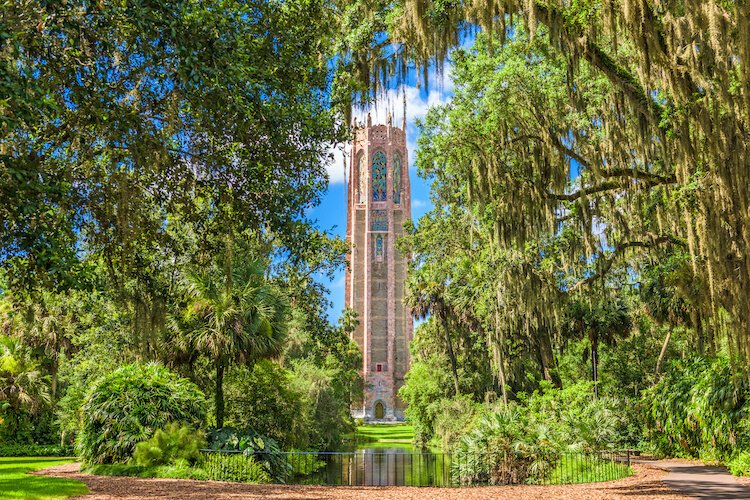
[569,235,683,292]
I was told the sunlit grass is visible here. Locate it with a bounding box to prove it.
[356,424,414,443]
[0,456,88,499]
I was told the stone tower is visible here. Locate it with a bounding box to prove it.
[345,113,413,422]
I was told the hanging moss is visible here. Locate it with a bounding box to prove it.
[349,0,750,362]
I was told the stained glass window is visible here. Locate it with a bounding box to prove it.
[371,151,387,202]
[393,152,402,204]
[375,234,384,259]
[357,153,367,204]
[371,210,387,231]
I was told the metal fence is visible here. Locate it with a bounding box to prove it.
[199,449,634,487]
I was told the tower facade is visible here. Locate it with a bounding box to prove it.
[346,114,413,422]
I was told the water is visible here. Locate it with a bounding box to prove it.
[298,446,451,486]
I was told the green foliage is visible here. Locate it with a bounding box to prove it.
[432,395,483,450]
[173,255,289,428]
[201,452,271,483]
[0,335,51,442]
[206,426,289,481]
[399,354,454,446]
[78,363,206,464]
[452,407,559,485]
[643,356,750,461]
[207,427,281,453]
[289,358,357,450]
[223,361,303,449]
[546,454,633,484]
[0,444,73,457]
[86,461,211,481]
[0,456,88,499]
[132,424,205,467]
[728,452,750,477]
[290,453,326,476]
[1,0,343,298]
[450,382,626,484]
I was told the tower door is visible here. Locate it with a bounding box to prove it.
[375,401,385,419]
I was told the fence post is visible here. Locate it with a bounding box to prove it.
[626,449,631,467]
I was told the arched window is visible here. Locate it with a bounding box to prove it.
[393,151,402,204]
[371,151,387,201]
[357,153,367,204]
[374,234,384,260]
[374,401,385,419]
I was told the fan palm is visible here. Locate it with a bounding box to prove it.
[565,298,631,399]
[404,270,461,396]
[0,336,51,436]
[177,259,288,428]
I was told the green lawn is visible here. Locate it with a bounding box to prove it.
[0,457,88,500]
[355,423,414,444]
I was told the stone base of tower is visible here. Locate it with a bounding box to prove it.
[350,405,405,423]
[351,372,406,423]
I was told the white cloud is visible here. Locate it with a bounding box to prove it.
[352,78,453,132]
[324,142,350,184]
[323,63,454,184]
[412,198,428,208]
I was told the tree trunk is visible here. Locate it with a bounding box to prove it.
[441,312,460,396]
[538,329,560,387]
[655,329,672,376]
[691,309,704,356]
[494,289,508,405]
[215,362,225,428]
[50,361,58,402]
[591,335,599,400]
[497,344,508,405]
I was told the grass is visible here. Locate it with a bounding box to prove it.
[355,423,414,444]
[546,454,633,484]
[0,456,88,500]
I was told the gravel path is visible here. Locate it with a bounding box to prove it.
[642,459,750,499]
[35,461,691,499]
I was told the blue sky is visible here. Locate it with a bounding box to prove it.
[309,71,455,322]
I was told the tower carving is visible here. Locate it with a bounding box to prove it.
[345,114,413,421]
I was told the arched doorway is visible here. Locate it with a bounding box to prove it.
[374,401,385,419]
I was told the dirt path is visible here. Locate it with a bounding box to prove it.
[35,461,691,499]
[642,459,750,500]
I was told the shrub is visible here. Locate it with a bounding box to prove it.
[432,395,483,450]
[643,356,750,461]
[452,405,558,485]
[729,452,750,477]
[132,424,205,467]
[207,426,289,481]
[0,444,74,457]
[78,362,206,464]
[85,462,211,480]
[201,451,271,483]
[289,452,326,476]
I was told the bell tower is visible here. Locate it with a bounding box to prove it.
[345,113,413,421]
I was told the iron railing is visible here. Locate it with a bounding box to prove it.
[199,449,634,487]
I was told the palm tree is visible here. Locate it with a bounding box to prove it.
[404,271,461,396]
[22,292,76,401]
[565,298,631,399]
[176,258,288,428]
[0,336,51,436]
